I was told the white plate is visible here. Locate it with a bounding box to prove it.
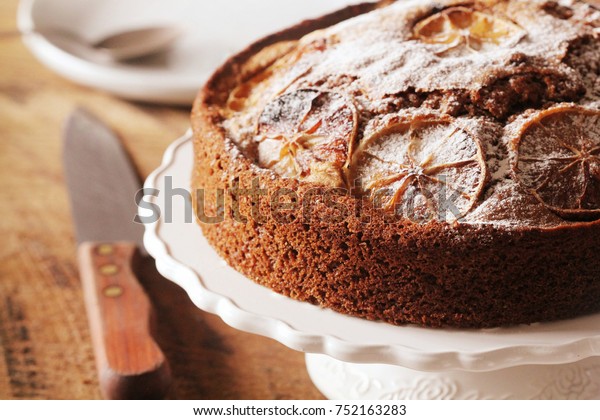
[142,132,600,372]
[18,0,370,104]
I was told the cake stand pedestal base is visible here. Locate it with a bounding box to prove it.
[306,354,600,400]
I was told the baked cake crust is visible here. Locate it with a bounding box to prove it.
[192,0,600,328]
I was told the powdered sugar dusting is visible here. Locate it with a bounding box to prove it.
[220,0,600,228]
[297,0,587,103]
[349,117,487,222]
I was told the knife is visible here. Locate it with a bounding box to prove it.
[63,108,171,399]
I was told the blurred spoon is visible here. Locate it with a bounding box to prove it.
[31,26,182,62]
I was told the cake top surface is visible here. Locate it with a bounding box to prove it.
[216,0,600,228]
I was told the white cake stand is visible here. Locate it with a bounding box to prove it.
[141,132,600,400]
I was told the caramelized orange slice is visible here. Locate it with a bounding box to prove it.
[256,89,358,187]
[350,119,487,222]
[226,40,327,114]
[514,106,600,220]
[227,67,277,113]
[413,6,525,55]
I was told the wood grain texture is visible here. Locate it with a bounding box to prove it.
[78,242,170,399]
[0,0,323,399]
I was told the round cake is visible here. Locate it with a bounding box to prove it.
[191,0,600,328]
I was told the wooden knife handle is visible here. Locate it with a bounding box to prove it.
[78,242,171,399]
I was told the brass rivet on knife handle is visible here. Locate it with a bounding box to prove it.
[78,242,171,399]
[103,285,124,298]
[97,244,115,256]
[99,264,120,276]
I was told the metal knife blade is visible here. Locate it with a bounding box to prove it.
[63,108,170,399]
[63,108,145,250]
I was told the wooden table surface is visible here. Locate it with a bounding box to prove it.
[0,0,323,399]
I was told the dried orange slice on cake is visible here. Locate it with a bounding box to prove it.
[256,89,358,187]
[514,106,600,220]
[349,118,487,222]
[226,40,327,114]
[413,6,525,55]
